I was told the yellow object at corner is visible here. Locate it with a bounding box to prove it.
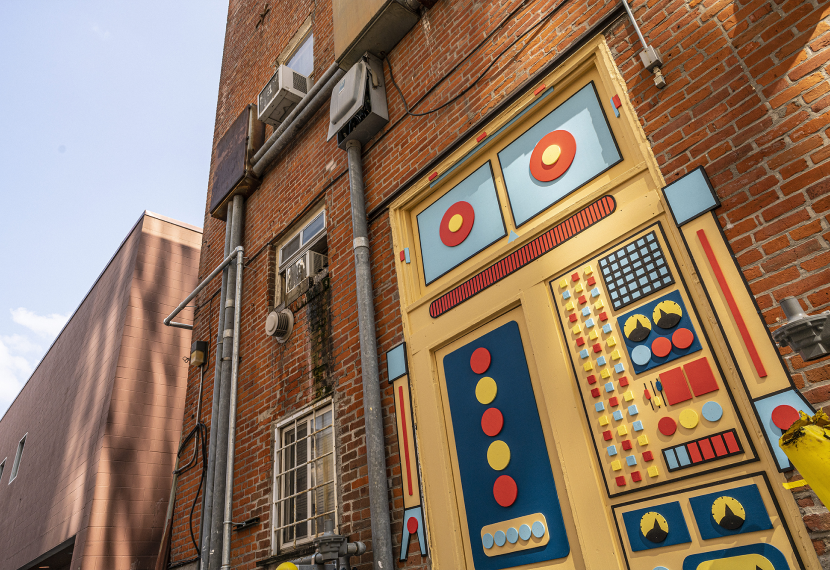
[780,411,830,508]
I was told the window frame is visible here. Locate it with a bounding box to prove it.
[286,32,314,78]
[278,209,327,270]
[0,458,5,483]
[9,433,26,484]
[271,398,337,553]
[277,14,315,79]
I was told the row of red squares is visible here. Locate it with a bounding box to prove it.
[571,271,597,286]
[618,472,642,486]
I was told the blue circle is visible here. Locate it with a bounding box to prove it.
[482,533,494,549]
[631,345,652,366]
[702,401,723,422]
[654,567,669,570]
[494,530,506,546]
[531,521,545,538]
[506,527,519,544]
[519,524,532,540]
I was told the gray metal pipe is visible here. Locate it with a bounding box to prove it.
[252,62,341,166]
[220,245,244,570]
[201,204,234,569]
[344,139,394,570]
[208,194,245,570]
[621,0,648,51]
[252,66,346,177]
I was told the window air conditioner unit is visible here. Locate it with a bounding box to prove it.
[258,65,313,127]
[285,251,327,298]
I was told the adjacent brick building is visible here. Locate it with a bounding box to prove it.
[167,1,830,569]
[0,212,200,570]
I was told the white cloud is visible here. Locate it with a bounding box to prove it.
[0,336,36,414]
[91,23,111,41]
[10,308,69,338]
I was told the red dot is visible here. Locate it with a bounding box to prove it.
[407,516,419,534]
[771,404,800,430]
[470,347,491,374]
[481,408,504,436]
[493,475,517,507]
[530,130,577,182]
[672,328,694,350]
[439,201,475,247]
[651,336,672,358]
[658,416,677,436]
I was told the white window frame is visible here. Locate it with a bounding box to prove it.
[287,32,314,77]
[274,207,327,306]
[0,458,5,483]
[272,399,336,552]
[277,14,315,79]
[9,433,26,484]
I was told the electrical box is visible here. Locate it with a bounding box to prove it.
[327,53,389,149]
[285,251,327,299]
[258,65,313,127]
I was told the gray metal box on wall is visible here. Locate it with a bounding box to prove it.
[327,53,389,149]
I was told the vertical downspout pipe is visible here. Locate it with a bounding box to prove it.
[345,139,395,570]
[201,202,233,569]
[220,246,244,570]
[209,194,245,570]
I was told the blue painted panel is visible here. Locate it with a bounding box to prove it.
[417,162,506,284]
[386,343,407,382]
[663,167,719,226]
[498,82,622,226]
[443,321,569,569]
[617,290,702,375]
[621,501,691,552]
[682,543,790,570]
[752,389,815,470]
[688,484,773,540]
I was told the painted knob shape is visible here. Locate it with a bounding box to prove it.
[771,404,800,430]
[658,416,677,436]
[672,327,694,349]
[439,201,475,247]
[531,521,546,538]
[482,533,494,549]
[640,512,669,543]
[487,440,511,470]
[481,407,504,436]
[624,314,652,342]
[529,130,576,182]
[476,377,498,404]
[470,347,492,374]
[542,144,562,166]
[653,300,682,329]
[651,336,672,358]
[679,408,699,429]
[506,527,519,544]
[493,475,518,507]
[407,516,419,533]
[701,401,724,422]
[448,214,464,233]
[519,524,532,541]
[712,496,745,530]
[631,344,652,365]
[494,530,506,547]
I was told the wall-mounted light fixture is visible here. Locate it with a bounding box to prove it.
[772,297,830,362]
[621,0,667,88]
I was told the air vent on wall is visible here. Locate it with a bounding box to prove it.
[258,65,313,127]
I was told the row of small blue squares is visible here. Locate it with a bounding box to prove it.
[614,363,625,373]
[608,445,617,456]
[605,382,614,393]
[582,307,591,316]
[563,290,571,299]
[597,356,607,366]
[613,410,623,421]
[626,455,637,466]
[595,402,605,412]
[665,446,692,469]
[585,318,595,327]
[602,324,612,334]
[633,420,643,431]
[591,287,600,298]
[628,405,638,416]
[580,349,589,359]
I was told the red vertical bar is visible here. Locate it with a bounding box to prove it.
[723,431,740,454]
[398,384,414,496]
[687,442,703,463]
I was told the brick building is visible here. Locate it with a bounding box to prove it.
[0,212,200,570]
[167,1,830,569]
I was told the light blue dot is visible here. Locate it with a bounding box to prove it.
[585,318,595,328]
[602,323,612,333]
[494,530,506,546]
[605,382,615,393]
[654,567,669,570]
[582,307,592,316]
[626,455,637,466]
[614,363,625,373]
[628,405,638,416]
[595,402,605,412]
[702,401,723,422]
[597,356,607,365]
[613,410,623,421]
[607,445,617,456]
[519,524,531,541]
[580,349,589,359]
[506,527,519,544]
[482,533,494,549]
[532,521,546,538]
[633,420,644,431]
[591,287,600,298]
[631,345,651,366]
[562,290,571,299]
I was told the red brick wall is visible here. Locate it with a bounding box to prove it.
[169,0,830,567]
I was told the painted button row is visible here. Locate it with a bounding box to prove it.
[482,521,546,548]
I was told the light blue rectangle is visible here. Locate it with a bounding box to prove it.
[664,449,679,470]
[628,405,638,416]
[675,446,691,467]
[582,307,591,316]
[632,420,643,431]
[498,82,622,226]
[613,410,623,421]
[417,162,506,284]
[626,455,637,466]
[562,290,571,299]
[602,324,612,333]
[595,402,605,412]
[386,344,407,381]
[607,445,617,456]
[614,363,625,373]
[591,288,600,298]
[580,349,589,359]
[597,356,606,366]
[585,318,595,328]
[662,167,719,226]
[605,382,614,393]
[752,389,814,470]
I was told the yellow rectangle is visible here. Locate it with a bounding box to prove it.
[571,324,581,334]
[611,460,622,471]
[598,415,609,426]
[584,362,594,372]
[607,336,616,346]
[601,368,611,379]
[617,425,628,436]
[611,349,621,360]
[647,466,659,478]
[589,330,599,340]
[638,434,649,446]
[594,299,604,310]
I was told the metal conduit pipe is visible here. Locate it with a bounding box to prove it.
[252,66,347,177]
[345,139,394,570]
[251,62,341,166]
[208,194,245,570]
[200,204,234,570]
[220,244,244,570]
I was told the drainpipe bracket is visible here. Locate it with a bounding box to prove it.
[353,237,370,251]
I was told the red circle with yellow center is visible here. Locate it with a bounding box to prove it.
[439,201,475,247]
[529,130,577,182]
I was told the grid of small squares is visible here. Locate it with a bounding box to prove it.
[599,232,674,311]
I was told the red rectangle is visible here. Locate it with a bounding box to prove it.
[723,431,740,454]
[683,357,719,397]
[428,172,439,181]
[698,438,715,460]
[710,434,727,456]
[687,442,703,463]
[476,131,487,142]
[631,471,642,482]
[615,475,626,487]
[659,367,693,405]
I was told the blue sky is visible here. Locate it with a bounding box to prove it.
[0,2,228,415]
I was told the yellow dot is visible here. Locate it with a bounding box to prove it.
[679,408,699,429]
[476,377,497,404]
[542,144,561,166]
[448,214,464,232]
[487,440,511,470]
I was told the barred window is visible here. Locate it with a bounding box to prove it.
[273,401,336,550]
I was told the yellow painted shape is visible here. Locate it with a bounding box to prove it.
[611,460,622,471]
[572,324,582,334]
[607,336,616,347]
[617,425,628,436]
[638,434,649,446]
[598,415,609,426]
[481,513,549,557]
[276,563,299,570]
[394,376,421,509]
[448,214,464,232]
[565,301,575,311]
[623,390,633,402]
[575,283,584,293]
[783,479,810,490]
[559,278,568,289]
[542,144,561,165]
[639,512,668,537]
[476,377,498,404]
[647,466,659,478]
[781,421,830,508]
[712,496,745,525]
[679,408,699,429]
[611,349,621,361]
[696,554,775,570]
[600,368,611,379]
[653,394,663,407]
[487,440,511,470]
[583,362,594,372]
[589,330,599,340]
[584,265,593,276]
[594,299,604,310]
